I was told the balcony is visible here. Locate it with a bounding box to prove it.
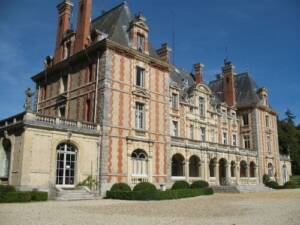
[0,112,100,135]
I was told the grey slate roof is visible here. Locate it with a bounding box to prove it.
[91,2,159,58]
[92,2,264,109]
[209,73,261,108]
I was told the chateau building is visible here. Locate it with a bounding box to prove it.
[0,0,291,196]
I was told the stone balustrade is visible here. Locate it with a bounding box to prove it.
[0,112,100,135]
[171,136,257,156]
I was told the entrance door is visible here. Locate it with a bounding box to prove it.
[56,143,77,187]
[219,159,227,186]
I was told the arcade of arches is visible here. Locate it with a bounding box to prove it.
[171,154,258,185]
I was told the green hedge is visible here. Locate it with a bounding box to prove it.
[171,181,190,190]
[31,191,48,201]
[190,180,209,189]
[157,188,213,200]
[0,185,16,194]
[0,192,32,203]
[0,185,48,203]
[106,187,214,201]
[110,183,131,192]
[132,182,158,200]
[263,174,271,184]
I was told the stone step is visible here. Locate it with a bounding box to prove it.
[237,184,273,193]
[212,186,239,193]
[55,188,97,201]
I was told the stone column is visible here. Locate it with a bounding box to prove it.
[246,165,249,184]
[185,160,189,181]
[201,160,205,179]
[236,165,240,185]
[226,164,230,185]
[215,162,219,185]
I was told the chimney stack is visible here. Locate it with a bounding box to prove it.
[194,63,204,84]
[54,0,73,64]
[74,0,92,53]
[156,43,172,63]
[222,59,236,107]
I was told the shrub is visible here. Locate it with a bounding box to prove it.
[110,183,131,192]
[158,188,213,200]
[31,191,48,201]
[0,192,32,203]
[190,180,209,189]
[265,180,280,189]
[0,185,16,195]
[106,191,133,200]
[171,181,190,190]
[263,174,271,184]
[133,182,158,200]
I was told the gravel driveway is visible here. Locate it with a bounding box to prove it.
[1,189,300,225]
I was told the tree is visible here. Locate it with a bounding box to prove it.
[285,109,296,125]
[278,109,300,175]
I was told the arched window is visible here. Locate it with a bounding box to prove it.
[268,163,273,177]
[0,139,11,179]
[172,154,185,176]
[131,149,148,177]
[230,161,236,177]
[189,155,200,177]
[209,159,216,177]
[56,143,77,186]
[250,162,256,177]
[240,160,247,178]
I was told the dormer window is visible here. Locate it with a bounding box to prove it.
[137,33,145,52]
[171,93,178,109]
[136,66,145,87]
[199,97,205,117]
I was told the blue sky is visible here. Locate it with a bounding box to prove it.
[0,0,299,123]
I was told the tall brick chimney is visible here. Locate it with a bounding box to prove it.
[194,63,204,84]
[54,0,73,64]
[74,0,92,53]
[156,43,172,63]
[222,59,236,107]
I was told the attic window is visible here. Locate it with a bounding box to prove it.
[137,33,145,52]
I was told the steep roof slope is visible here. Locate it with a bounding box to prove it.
[209,73,260,108]
[91,2,158,58]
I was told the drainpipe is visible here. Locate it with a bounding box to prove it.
[94,52,100,123]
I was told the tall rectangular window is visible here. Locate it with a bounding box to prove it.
[267,135,272,154]
[58,105,66,118]
[172,121,178,137]
[211,129,215,143]
[223,132,228,145]
[137,34,145,52]
[88,64,93,83]
[232,134,237,146]
[85,99,91,122]
[190,124,194,139]
[199,97,205,117]
[171,93,178,109]
[244,135,251,149]
[266,115,270,128]
[200,127,206,141]
[61,76,68,93]
[136,66,145,87]
[242,113,249,126]
[135,102,145,130]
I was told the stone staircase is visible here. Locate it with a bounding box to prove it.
[212,185,239,193]
[237,184,273,193]
[56,187,97,201]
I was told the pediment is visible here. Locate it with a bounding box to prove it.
[132,88,150,99]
